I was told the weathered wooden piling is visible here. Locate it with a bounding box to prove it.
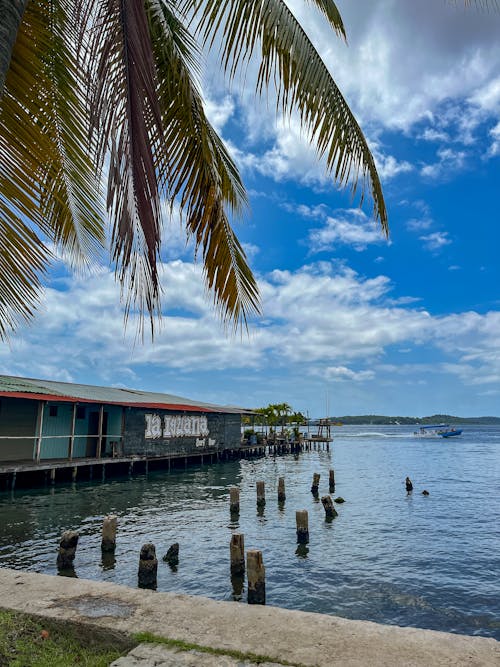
[229,487,240,514]
[138,543,158,589]
[72,467,77,482]
[321,495,338,520]
[230,533,245,576]
[247,549,265,605]
[278,477,286,502]
[162,543,179,568]
[311,472,320,494]
[329,469,335,491]
[256,481,266,506]
[296,510,309,544]
[101,515,118,552]
[56,530,79,569]
[50,468,56,485]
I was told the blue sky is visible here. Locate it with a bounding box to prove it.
[1,0,500,418]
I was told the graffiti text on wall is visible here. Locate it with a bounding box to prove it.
[144,414,209,440]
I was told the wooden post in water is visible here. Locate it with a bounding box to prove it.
[247,549,265,604]
[329,469,335,492]
[278,477,286,502]
[311,472,320,494]
[50,468,56,485]
[230,534,245,575]
[138,543,158,589]
[162,543,179,568]
[321,495,338,520]
[296,510,309,544]
[101,515,118,552]
[256,481,266,507]
[72,467,77,482]
[229,487,240,514]
[57,530,79,570]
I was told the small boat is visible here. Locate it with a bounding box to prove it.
[413,424,462,438]
[439,428,462,438]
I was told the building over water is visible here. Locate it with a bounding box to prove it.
[0,375,246,465]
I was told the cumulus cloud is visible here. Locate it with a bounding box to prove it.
[307,209,387,252]
[488,121,500,156]
[2,257,500,412]
[419,231,452,252]
[421,148,467,179]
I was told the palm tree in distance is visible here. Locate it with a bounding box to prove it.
[0,1,490,339]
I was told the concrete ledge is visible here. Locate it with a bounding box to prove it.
[0,567,498,666]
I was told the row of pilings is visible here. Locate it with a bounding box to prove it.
[54,467,343,604]
[0,436,330,491]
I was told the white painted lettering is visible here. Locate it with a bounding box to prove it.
[145,413,211,439]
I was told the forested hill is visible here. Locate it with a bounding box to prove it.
[321,415,500,425]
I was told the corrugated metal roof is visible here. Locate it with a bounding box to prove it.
[0,375,248,414]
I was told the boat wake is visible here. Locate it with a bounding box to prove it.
[337,432,402,439]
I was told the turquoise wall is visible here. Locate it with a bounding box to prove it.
[40,403,123,460]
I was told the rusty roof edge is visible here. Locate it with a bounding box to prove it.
[0,375,251,414]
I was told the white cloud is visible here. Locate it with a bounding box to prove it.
[419,128,451,143]
[203,94,236,134]
[407,217,433,232]
[488,121,500,156]
[308,211,387,252]
[2,258,500,413]
[421,148,467,178]
[419,231,452,252]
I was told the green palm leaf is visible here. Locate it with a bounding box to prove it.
[0,0,104,338]
[149,0,260,327]
[185,0,387,233]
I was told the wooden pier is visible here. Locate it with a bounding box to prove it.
[0,439,319,491]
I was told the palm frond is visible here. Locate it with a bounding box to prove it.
[304,0,346,40]
[0,0,104,337]
[89,0,174,333]
[0,204,49,338]
[185,0,387,234]
[149,0,260,327]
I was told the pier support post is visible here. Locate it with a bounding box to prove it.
[101,515,118,552]
[162,543,179,569]
[138,543,158,589]
[72,467,77,482]
[296,510,309,544]
[247,549,265,605]
[11,472,16,491]
[57,530,79,570]
[311,472,320,494]
[50,468,56,485]
[278,477,286,502]
[256,481,266,507]
[329,469,335,492]
[230,534,245,575]
[321,495,338,520]
[229,487,240,514]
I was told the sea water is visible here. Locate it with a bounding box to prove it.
[0,425,498,639]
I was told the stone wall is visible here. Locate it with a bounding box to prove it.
[122,408,241,456]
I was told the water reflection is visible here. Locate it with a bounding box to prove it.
[295,544,309,559]
[100,552,116,571]
[230,573,244,600]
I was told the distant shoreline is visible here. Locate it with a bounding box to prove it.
[308,416,500,425]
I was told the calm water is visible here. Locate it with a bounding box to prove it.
[0,425,499,639]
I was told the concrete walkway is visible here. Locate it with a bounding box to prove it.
[0,567,498,666]
[111,643,286,666]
